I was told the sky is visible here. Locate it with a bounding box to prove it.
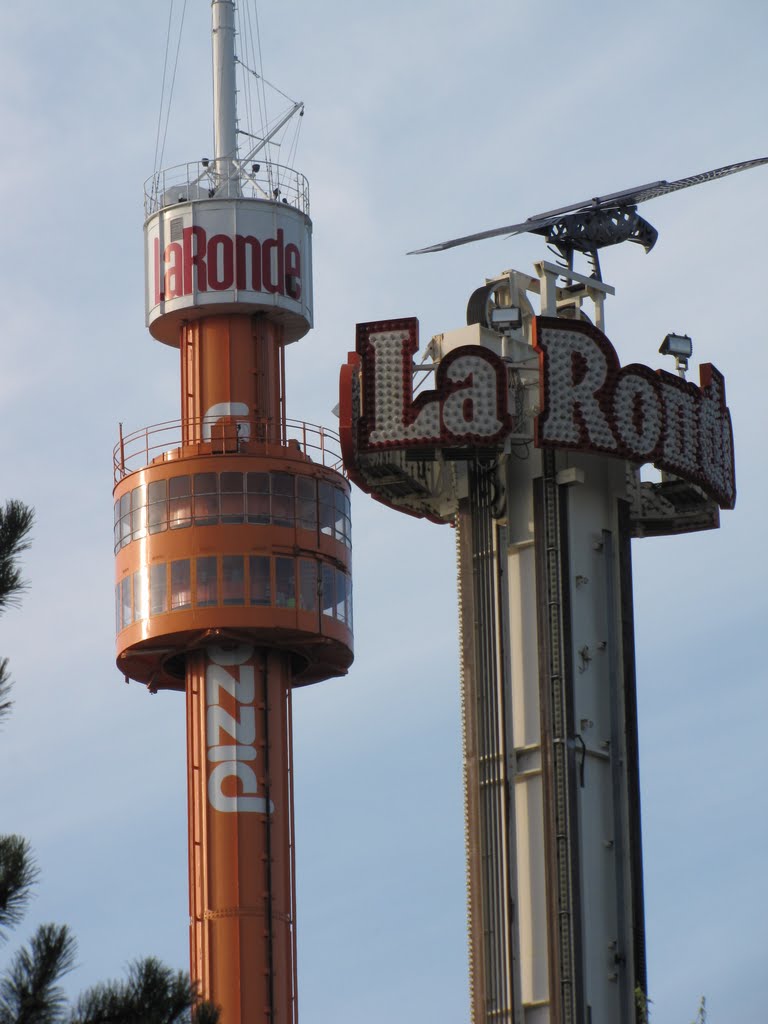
[0,1,767,1022]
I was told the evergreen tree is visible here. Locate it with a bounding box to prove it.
[0,500,218,1023]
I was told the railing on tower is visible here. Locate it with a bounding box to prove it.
[114,417,344,482]
[145,160,310,217]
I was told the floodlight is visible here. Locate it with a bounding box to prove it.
[490,305,523,330]
[659,333,693,359]
[659,333,693,377]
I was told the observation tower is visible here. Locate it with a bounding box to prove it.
[112,3,353,1020]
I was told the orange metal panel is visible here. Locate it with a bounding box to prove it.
[181,316,283,445]
[187,644,296,1023]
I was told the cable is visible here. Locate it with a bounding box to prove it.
[157,0,189,174]
[153,0,176,179]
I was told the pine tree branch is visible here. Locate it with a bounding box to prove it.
[0,663,13,728]
[0,502,34,615]
[0,922,76,1024]
[70,957,214,1024]
[0,836,39,936]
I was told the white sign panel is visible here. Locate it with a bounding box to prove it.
[144,198,313,345]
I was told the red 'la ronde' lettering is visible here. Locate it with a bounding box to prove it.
[153,224,301,302]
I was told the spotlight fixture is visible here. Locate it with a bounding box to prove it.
[490,305,523,331]
[659,333,693,377]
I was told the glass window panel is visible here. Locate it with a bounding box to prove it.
[133,568,147,621]
[249,556,271,606]
[131,485,146,540]
[171,559,191,610]
[150,563,168,615]
[321,563,335,617]
[246,472,270,524]
[115,583,120,633]
[196,556,218,606]
[275,557,295,607]
[296,477,317,531]
[148,479,168,534]
[335,569,346,621]
[169,475,192,529]
[121,576,132,629]
[318,482,334,536]
[334,488,346,543]
[114,501,120,554]
[345,491,352,547]
[271,473,295,527]
[298,559,317,612]
[222,555,244,605]
[220,472,244,523]
[119,493,132,548]
[194,473,218,524]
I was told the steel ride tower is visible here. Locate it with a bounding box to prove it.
[340,262,735,1023]
[112,4,353,1020]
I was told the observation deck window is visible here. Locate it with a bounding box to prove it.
[220,472,245,523]
[196,556,218,607]
[171,559,192,610]
[321,563,335,619]
[169,477,192,529]
[222,555,245,605]
[334,489,348,546]
[121,576,132,629]
[297,477,317,531]
[249,556,271,606]
[119,493,132,549]
[318,482,334,537]
[133,568,147,622]
[194,473,219,524]
[117,554,351,633]
[271,474,295,528]
[115,472,351,553]
[150,564,168,615]
[131,486,147,541]
[247,472,270,524]
[148,480,168,534]
[335,569,347,623]
[298,559,317,612]
[275,557,295,608]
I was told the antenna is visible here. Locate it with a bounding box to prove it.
[211,0,238,194]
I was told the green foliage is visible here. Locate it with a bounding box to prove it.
[71,958,218,1023]
[0,500,34,725]
[635,986,650,1024]
[0,839,39,937]
[0,501,34,615]
[0,923,76,1024]
[636,985,707,1024]
[690,995,707,1024]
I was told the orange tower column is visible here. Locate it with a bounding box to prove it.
[187,644,296,1022]
[114,6,352,1019]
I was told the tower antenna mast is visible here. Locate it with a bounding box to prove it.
[211,0,238,195]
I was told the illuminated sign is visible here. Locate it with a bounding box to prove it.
[341,316,736,510]
[349,318,512,449]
